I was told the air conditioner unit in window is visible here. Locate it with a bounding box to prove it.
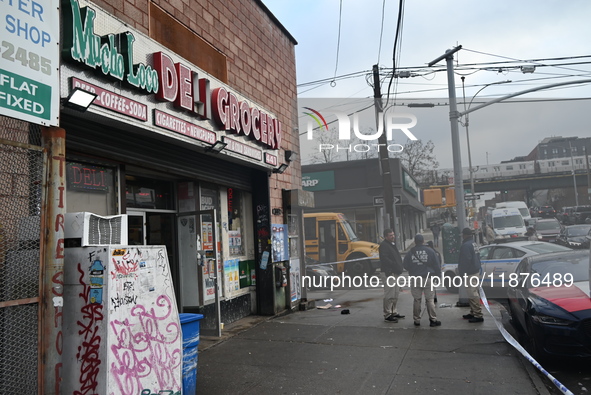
[64,212,128,246]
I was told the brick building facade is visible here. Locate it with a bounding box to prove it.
[0,0,302,392]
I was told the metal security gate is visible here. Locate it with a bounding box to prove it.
[0,118,44,393]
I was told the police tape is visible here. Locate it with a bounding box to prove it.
[305,256,376,268]
[479,288,574,395]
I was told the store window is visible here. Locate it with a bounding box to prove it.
[227,187,243,256]
[66,161,117,215]
[126,176,175,210]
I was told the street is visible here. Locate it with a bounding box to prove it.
[196,283,572,394]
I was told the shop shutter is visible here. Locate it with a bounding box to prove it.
[62,116,257,191]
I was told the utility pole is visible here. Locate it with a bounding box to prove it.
[569,141,579,206]
[373,65,398,237]
[429,46,467,229]
[429,46,591,230]
[585,146,591,201]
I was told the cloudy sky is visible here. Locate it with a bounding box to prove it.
[262,0,591,169]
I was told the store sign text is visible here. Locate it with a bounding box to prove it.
[62,0,158,93]
[62,0,282,151]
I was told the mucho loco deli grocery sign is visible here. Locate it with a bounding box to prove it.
[61,0,282,150]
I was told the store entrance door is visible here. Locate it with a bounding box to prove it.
[178,209,221,337]
[128,211,176,259]
[127,210,178,301]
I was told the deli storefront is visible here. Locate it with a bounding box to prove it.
[57,0,300,332]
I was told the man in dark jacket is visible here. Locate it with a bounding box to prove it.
[458,227,484,322]
[379,229,405,322]
[403,234,441,327]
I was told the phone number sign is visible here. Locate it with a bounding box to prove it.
[0,0,60,126]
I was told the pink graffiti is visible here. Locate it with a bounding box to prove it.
[74,263,104,395]
[110,295,182,394]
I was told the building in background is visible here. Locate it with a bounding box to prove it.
[302,158,426,248]
[525,136,591,161]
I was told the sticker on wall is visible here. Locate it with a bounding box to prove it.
[260,251,269,270]
[90,259,105,275]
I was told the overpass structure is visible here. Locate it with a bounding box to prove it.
[467,172,589,193]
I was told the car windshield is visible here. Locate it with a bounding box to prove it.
[518,208,529,217]
[566,226,591,236]
[493,215,524,229]
[535,221,560,231]
[531,255,589,282]
[521,243,571,254]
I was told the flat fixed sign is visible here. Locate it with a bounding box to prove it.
[0,0,60,126]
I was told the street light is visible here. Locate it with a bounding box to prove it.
[460,78,511,221]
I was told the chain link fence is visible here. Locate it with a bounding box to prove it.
[0,117,43,393]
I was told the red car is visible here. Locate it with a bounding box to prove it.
[533,218,563,243]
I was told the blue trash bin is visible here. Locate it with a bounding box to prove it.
[179,313,204,395]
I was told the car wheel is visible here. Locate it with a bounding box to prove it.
[345,253,372,277]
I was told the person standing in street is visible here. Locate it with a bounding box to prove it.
[403,234,441,327]
[430,223,441,247]
[458,227,484,323]
[426,240,441,303]
[379,229,405,322]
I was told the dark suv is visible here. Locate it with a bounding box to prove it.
[535,206,556,219]
[572,205,591,224]
[559,206,574,225]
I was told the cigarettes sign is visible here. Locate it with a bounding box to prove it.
[0,0,60,126]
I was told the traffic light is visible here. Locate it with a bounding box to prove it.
[423,189,443,206]
[445,188,456,206]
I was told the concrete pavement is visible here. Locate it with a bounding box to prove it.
[196,284,551,394]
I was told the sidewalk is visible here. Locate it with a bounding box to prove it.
[196,283,550,394]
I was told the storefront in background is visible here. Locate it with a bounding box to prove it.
[302,158,426,248]
[58,0,301,331]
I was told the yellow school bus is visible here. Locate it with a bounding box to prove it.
[304,212,380,276]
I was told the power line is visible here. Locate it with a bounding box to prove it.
[331,0,343,87]
[298,56,591,90]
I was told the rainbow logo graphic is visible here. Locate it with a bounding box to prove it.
[303,107,329,132]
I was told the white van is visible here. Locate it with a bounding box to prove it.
[495,201,531,223]
[485,207,528,243]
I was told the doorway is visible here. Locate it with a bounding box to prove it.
[177,209,221,337]
[127,210,178,295]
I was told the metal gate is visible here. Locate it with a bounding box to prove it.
[0,117,44,393]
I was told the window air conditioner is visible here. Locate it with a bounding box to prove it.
[64,212,128,246]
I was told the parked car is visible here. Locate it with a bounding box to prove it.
[572,205,591,224]
[507,250,591,360]
[535,206,556,218]
[557,224,591,249]
[533,218,563,243]
[441,241,571,294]
[558,206,575,225]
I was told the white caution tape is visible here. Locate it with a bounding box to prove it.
[479,288,574,395]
